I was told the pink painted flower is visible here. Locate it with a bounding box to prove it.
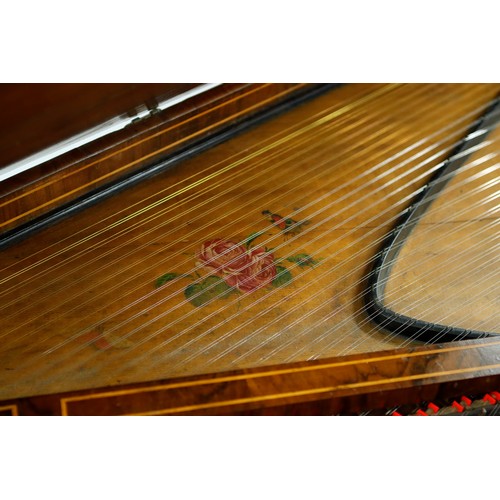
[225,247,277,293]
[198,239,277,293]
[197,239,252,275]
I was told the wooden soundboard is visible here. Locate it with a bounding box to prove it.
[0,83,498,415]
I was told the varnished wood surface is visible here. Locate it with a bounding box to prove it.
[386,132,499,333]
[1,337,499,415]
[0,83,499,414]
[0,83,198,168]
[0,83,313,233]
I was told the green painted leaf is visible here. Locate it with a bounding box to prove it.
[155,273,194,288]
[205,276,236,298]
[244,230,265,248]
[184,283,206,307]
[286,253,320,268]
[184,276,237,307]
[155,272,181,287]
[272,266,293,287]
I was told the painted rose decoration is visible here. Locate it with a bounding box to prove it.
[198,239,253,277]
[155,210,320,307]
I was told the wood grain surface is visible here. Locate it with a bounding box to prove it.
[385,129,499,333]
[0,83,314,232]
[0,83,199,168]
